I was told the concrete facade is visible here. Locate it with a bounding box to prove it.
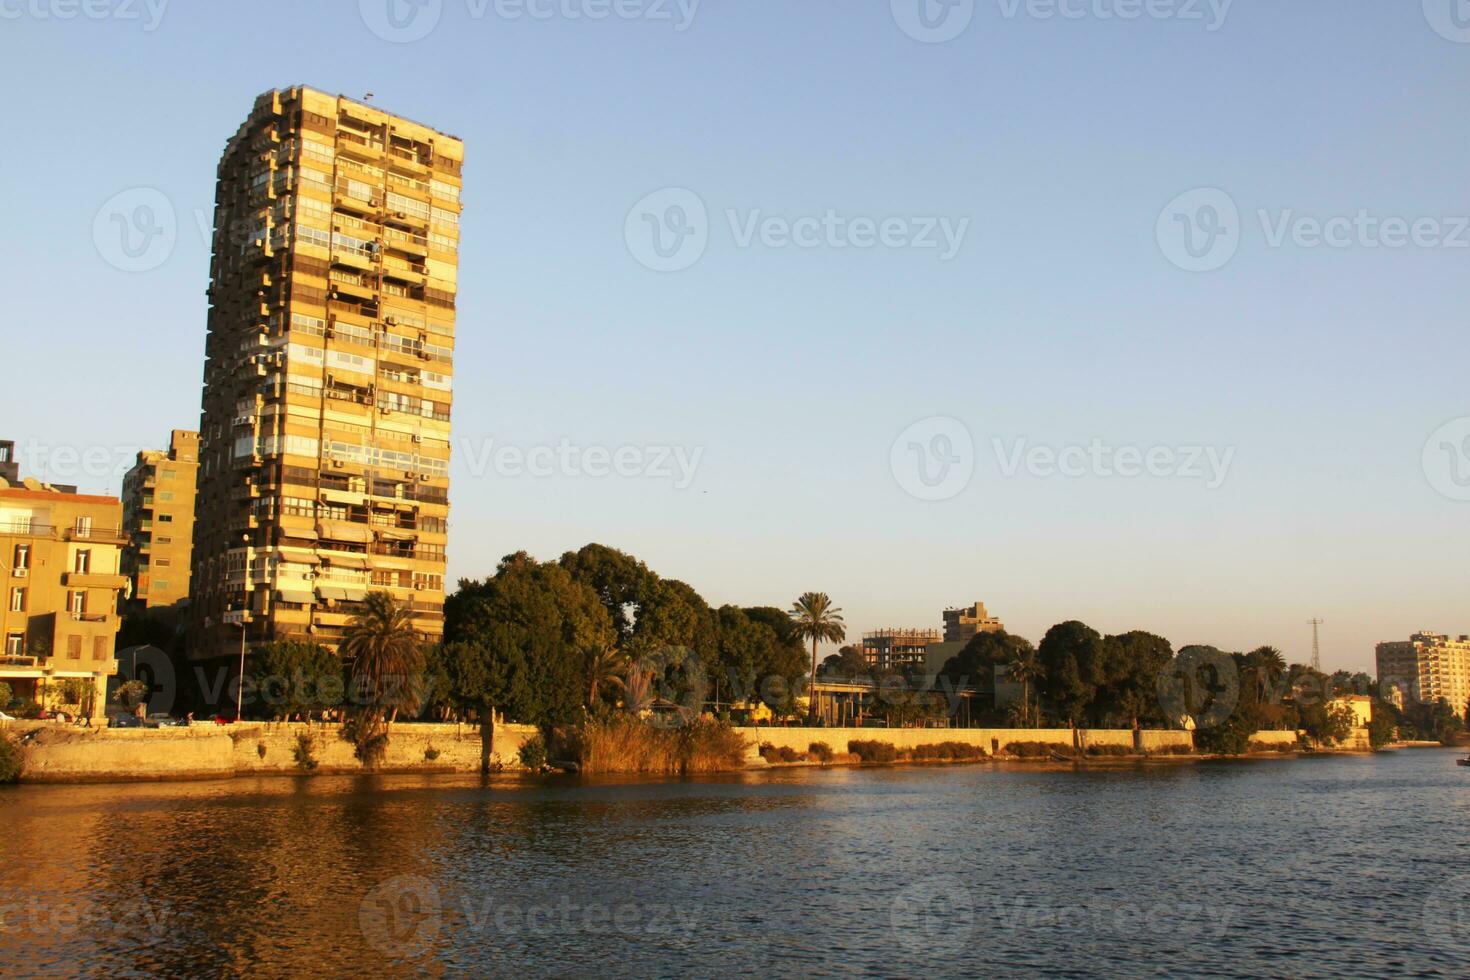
[0,482,125,710]
[120,430,199,611]
[1375,633,1470,715]
[188,87,462,664]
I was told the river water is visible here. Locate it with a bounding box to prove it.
[0,748,1466,978]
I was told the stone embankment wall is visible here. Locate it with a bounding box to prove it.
[7,721,540,783]
[734,726,1196,760]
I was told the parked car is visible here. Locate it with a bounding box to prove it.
[146,714,181,728]
[109,714,142,728]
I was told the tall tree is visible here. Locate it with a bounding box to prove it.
[788,592,846,722]
[339,592,427,764]
[1099,631,1174,728]
[1004,646,1043,727]
[1037,621,1104,727]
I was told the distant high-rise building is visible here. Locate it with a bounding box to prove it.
[1376,633,1470,716]
[120,430,199,611]
[942,601,1004,644]
[862,629,941,672]
[188,86,462,666]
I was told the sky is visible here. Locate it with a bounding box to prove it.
[2,0,1468,673]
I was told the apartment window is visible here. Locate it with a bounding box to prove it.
[158,514,173,524]
[93,636,109,661]
[8,588,24,613]
[4,634,21,658]
[157,536,172,545]
[155,559,171,568]
[74,549,91,574]
[68,591,86,617]
[75,516,93,538]
[159,491,175,503]
[162,468,177,480]
[12,544,29,570]
[67,635,82,660]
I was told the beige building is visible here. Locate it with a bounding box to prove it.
[121,430,199,611]
[1376,633,1470,715]
[188,87,461,665]
[943,600,1004,643]
[0,480,124,709]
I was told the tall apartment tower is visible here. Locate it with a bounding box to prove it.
[189,87,461,666]
[121,429,199,611]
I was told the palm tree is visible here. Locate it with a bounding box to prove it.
[1004,648,1043,727]
[586,642,629,707]
[788,592,846,724]
[341,591,426,739]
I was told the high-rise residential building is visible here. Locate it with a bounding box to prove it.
[120,430,199,611]
[0,480,125,709]
[942,601,1004,644]
[188,87,461,667]
[1375,632,1470,716]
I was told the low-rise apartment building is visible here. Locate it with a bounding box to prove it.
[942,600,1005,644]
[862,629,941,672]
[0,480,125,709]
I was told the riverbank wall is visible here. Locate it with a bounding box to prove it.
[7,721,540,783]
[734,726,1195,763]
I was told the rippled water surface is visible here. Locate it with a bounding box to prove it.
[1,749,1468,978]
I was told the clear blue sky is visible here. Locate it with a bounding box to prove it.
[3,1,1467,672]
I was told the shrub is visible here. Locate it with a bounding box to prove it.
[909,741,986,761]
[1084,744,1133,757]
[807,741,834,763]
[1005,741,1064,758]
[1247,741,1294,754]
[518,735,548,771]
[293,733,318,771]
[570,714,748,774]
[423,745,441,762]
[1152,743,1195,756]
[339,715,388,767]
[848,740,898,763]
[0,734,23,783]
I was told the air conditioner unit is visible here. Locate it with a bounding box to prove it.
[410,434,422,444]
[332,460,345,469]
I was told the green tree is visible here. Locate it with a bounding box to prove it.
[340,591,427,762]
[586,642,629,708]
[254,640,342,721]
[788,593,846,723]
[1037,621,1104,727]
[819,644,868,680]
[1004,646,1043,727]
[1097,631,1174,728]
[1367,703,1399,750]
[446,552,616,734]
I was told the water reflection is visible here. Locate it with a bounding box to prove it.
[1,752,1466,977]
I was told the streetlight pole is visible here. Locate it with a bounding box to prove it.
[234,532,253,722]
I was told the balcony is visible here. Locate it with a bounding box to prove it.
[65,525,128,545]
[62,571,129,590]
[0,522,56,539]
